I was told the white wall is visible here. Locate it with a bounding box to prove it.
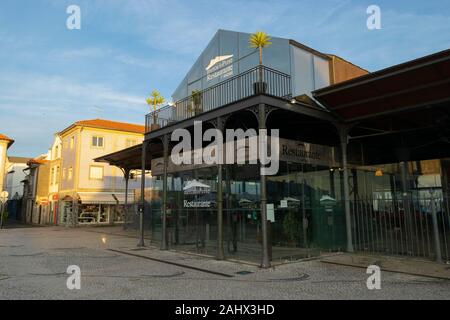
[5,163,27,199]
[0,142,6,192]
[75,127,144,192]
[290,45,331,98]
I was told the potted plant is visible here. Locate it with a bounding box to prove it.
[191,90,203,115]
[283,208,300,246]
[187,90,203,117]
[146,90,165,130]
[249,31,272,94]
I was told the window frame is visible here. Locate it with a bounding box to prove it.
[89,165,104,180]
[91,135,105,149]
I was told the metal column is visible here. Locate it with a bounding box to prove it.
[161,135,168,250]
[259,103,271,268]
[123,168,130,230]
[339,126,354,253]
[216,117,225,260]
[138,142,147,247]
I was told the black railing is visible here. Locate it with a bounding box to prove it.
[145,65,291,132]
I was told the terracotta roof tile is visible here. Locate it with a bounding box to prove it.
[0,134,13,141]
[72,119,145,134]
[27,158,48,166]
[0,133,14,147]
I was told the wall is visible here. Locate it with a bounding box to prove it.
[290,45,331,98]
[48,135,62,195]
[329,55,369,84]
[172,30,291,102]
[75,127,144,192]
[5,162,27,199]
[0,141,7,192]
[60,128,79,192]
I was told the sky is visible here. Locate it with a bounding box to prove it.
[0,0,449,156]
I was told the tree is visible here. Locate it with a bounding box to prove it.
[146,90,165,125]
[248,31,272,66]
[249,31,272,92]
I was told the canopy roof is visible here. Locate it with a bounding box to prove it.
[313,49,450,121]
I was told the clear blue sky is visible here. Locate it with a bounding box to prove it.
[1,0,449,156]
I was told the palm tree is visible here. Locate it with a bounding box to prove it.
[146,90,165,125]
[249,31,272,65]
[249,31,272,93]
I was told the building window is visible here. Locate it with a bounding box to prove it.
[54,145,59,159]
[68,167,73,180]
[70,136,74,149]
[89,166,104,180]
[62,168,66,180]
[126,139,137,148]
[50,168,55,185]
[92,136,104,148]
[56,166,60,184]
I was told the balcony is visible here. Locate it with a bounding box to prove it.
[145,65,292,133]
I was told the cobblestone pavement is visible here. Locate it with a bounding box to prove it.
[0,224,449,300]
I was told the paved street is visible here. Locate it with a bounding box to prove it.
[0,223,449,300]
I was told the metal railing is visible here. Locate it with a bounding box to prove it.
[145,65,292,132]
[350,194,450,262]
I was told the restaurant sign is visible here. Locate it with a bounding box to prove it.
[151,138,339,175]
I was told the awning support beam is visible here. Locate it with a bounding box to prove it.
[138,141,147,247]
[161,135,169,250]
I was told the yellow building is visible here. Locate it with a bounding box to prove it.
[56,119,145,226]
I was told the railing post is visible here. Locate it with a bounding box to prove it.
[430,192,443,263]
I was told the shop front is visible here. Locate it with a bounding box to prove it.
[59,192,134,226]
[144,137,347,263]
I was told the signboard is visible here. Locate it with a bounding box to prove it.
[151,138,339,176]
[206,55,234,81]
[267,203,275,222]
[278,138,338,167]
[280,200,288,208]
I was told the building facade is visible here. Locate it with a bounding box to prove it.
[0,134,14,193]
[5,157,31,200]
[57,119,147,226]
[21,156,50,224]
[97,31,450,266]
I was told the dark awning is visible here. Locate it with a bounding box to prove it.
[94,143,161,171]
[313,49,450,122]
